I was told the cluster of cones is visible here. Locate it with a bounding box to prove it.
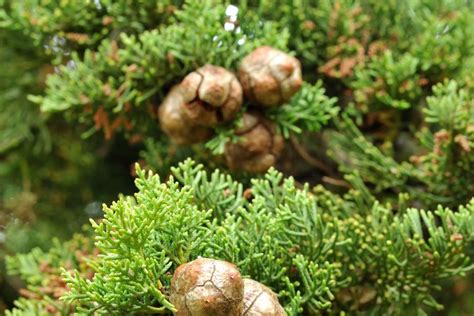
[170,258,286,316]
[158,46,302,172]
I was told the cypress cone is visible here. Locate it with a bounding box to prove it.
[239,46,302,107]
[170,258,244,316]
[170,258,286,315]
[158,86,213,144]
[225,112,284,173]
[180,64,243,126]
[242,279,287,316]
[159,64,243,144]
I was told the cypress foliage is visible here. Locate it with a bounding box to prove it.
[1,0,473,315]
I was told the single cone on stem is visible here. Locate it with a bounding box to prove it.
[170,258,244,316]
[224,112,284,173]
[158,86,213,144]
[159,65,243,144]
[239,46,302,107]
[242,279,287,316]
[180,64,243,126]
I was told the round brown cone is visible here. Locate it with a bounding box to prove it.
[170,258,244,316]
[242,279,287,316]
[239,46,302,107]
[158,85,212,144]
[224,112,284,173]
[180,64,243,127]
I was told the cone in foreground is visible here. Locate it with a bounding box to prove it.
[170,258,244,316]
[242,279,286,316]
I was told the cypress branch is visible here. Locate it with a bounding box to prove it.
[7,161,471,315]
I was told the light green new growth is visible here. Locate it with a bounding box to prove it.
[56,160,473,315]
[63,166,212,314]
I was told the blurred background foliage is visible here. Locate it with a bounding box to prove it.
[0,0,473,314]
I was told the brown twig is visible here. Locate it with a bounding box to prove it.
[322,176,352,188]
[290,136,333,175]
